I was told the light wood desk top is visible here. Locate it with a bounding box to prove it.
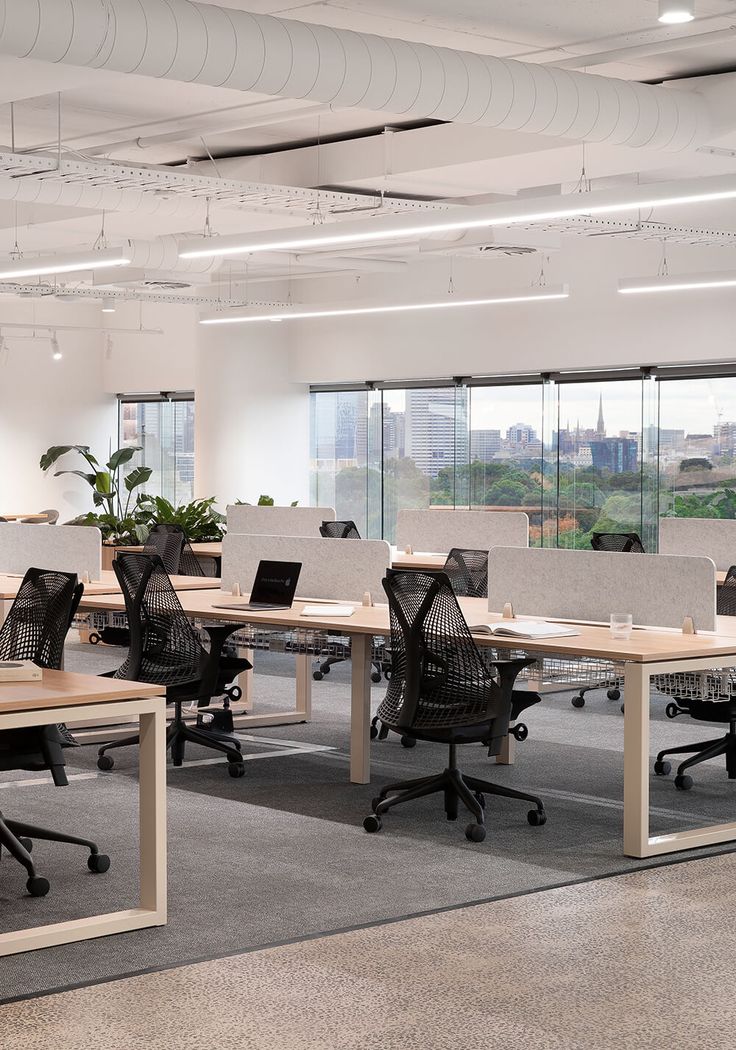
[0,668,163,715]
[0,514,47,522]
[0,570,218,599]
[391,551,447,571]
[78,589,736,665]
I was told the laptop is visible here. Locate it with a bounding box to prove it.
[222,560,302,611]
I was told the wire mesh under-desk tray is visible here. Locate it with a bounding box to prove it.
[507,651,625,691]
[652,668,736,702]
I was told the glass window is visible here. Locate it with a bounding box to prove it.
[468,384,546,545]
[310,389,378,536]
[119,397,195,505]
[658,376,736,523]
[553,379,646,549]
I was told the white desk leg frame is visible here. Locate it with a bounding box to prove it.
[624,657,736,858]
[350,633,372,784]
[0,696,167,957]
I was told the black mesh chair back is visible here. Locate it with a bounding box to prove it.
[717,565,736,616]
[0,568,82,670]
[112,553,205,687]
[142,523,206,577]
[591,531,645,553]
[319,520,361,539]
[443,548,489,599]
[378,570,505,733]
[142,524,186,575]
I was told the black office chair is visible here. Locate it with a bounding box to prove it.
[96,553,251,777]
[370,553,540,747]
[144,523,208,577]
[313,519,383,684]
[363,571,546,842]
[319,520,361,539]
[590,532,645,553]
[442,547,489,599]
[0,568,110,897]
[653,566,736,790]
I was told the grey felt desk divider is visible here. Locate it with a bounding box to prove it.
[395,509,528,553]
[226,505,336,536]
[222,534,391,602]
[659,517,736,572]
[0,523,102,580]
[487,547,717,631]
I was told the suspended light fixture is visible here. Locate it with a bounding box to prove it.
[619,270,736,295]
[658,0,695,24]
[179,175,736,261]
[0,245,131,281]
[199,285,570,326]
[50,332,62,361]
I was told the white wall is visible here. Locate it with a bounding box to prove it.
[288,238,736,383]
[195,322,310,508]
[0,299,116,522]
[101,302,197,393]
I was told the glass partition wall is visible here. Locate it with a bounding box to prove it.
[311,370,736,549]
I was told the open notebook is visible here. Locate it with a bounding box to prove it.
[470,620,580,640]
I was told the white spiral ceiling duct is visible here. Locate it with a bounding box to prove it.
[0,0,712,152]
[0,171,206,221]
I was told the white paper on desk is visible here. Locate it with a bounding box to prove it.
[302,604,355,617]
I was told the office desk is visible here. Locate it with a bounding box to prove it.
[0,571,220,627]
[0,513,47,522]
[391,551,446,571]
[78,588,736,859]
[115,541,223,560]
[0,671,166,957]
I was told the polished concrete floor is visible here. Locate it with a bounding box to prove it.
[3,851,735,1050]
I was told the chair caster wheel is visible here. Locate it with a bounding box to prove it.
[465,823,486,843]
[371,672,382,684]
[654,760,671,776]
[227,762,246,778]
[363,815,382,833]
[371,796,385,813]
[312,671,323,681]
[97,755,114,771]
[18,837,32,853]
[321,666,331,677]
[89,633,100,645]
[620,703,625,714]
[227,685,242,702]
[607,688,621,701]
[27,876,50,897]
[511,723,528,742]
[370,725,379,740]
[88,853,110,874]
[675,773,693,791]
[527,809,547,827]
[473,791,485,810]
[400,736,416,749]
[571,695,585,708]
[665,703,680,719]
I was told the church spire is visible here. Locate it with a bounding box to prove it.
[596,393,605,436]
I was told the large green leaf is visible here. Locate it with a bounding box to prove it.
[40,445,98,471]
[94,471,113,494]
[124,465,153,492]
[54,469,98,487]
[107,446,142,472]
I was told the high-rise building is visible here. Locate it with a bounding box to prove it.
[505,423,538,447]
[470,429,502,461]
[405,388,467,476]
[590,437,638,473]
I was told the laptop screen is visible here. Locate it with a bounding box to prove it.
[249,560,301,606]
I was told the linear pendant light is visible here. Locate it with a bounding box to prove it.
[0,245,132,281]
[199,285,569,325]
[179,175,736,261]
[618,271,736,295]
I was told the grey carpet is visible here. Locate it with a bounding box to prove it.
[1,642,735,1001]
